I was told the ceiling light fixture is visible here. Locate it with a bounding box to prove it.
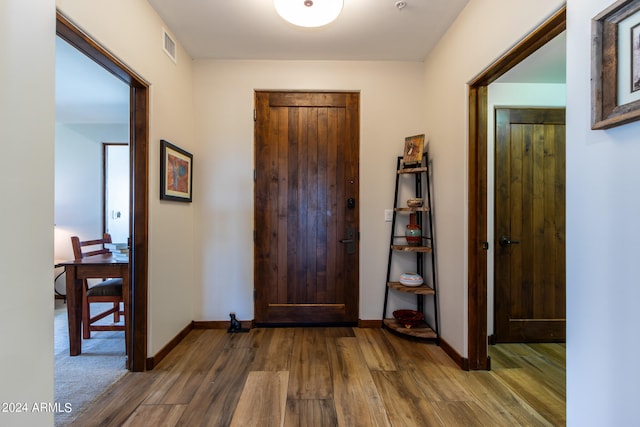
[274,0,344,28]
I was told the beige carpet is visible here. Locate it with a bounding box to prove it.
[54,300,127,426]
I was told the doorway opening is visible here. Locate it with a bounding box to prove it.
[104,143,130,243]
[56,11,149,372]
[467,7,566,370]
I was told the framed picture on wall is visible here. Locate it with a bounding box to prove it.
[592,0,640,129]
[160,139,193,202]
[632,22,640,92]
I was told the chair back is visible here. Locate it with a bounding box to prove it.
[71,233,113,260]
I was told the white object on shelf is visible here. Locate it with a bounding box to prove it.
[399,272,423,287]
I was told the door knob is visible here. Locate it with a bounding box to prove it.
[499,236,520,247]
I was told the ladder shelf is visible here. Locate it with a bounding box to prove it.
[382,152,439,342]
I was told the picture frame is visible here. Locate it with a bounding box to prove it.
[160,139,193,202]
[592,0,640,129]
[403,134,425,165]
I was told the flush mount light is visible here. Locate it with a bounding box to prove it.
[274,0,344,28]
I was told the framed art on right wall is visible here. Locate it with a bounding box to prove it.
[592,0,640,129]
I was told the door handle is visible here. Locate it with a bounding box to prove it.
[340,226,357,254]
[499,236,520,247]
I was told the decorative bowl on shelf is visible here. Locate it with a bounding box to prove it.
[399,272,424,287]
[407,198,423,207]
[393,309,425,329]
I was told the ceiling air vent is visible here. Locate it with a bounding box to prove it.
[162,28,177,63]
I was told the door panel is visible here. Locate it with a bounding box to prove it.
[254,91,359,325]
[494,108,565,342]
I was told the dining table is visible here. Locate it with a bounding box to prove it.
[55,254,129,356]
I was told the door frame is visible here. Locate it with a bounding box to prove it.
[467,7,565,370]
[56,12,149,372]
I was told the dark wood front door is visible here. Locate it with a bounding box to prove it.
[254,91,360,325]
[494,108,566,343]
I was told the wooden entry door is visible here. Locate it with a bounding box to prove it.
[494,108,565,342]
[254,91,360,325]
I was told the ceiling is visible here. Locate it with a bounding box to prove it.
[55,0,565,125]
[55,37,129,124]
[496,31,566,84]
[146,0,471,61]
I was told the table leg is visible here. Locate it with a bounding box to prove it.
[65,266,83,356]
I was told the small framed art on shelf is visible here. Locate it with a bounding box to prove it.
[403,134,425,165]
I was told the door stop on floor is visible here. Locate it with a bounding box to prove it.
[227,312,249,333]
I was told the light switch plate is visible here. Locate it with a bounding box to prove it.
[384,209,393,222]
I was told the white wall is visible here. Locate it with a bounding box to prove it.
[486,83,566,334]
[56,0,197,356]
[0,1,56,426]
[192,60,426,322]
[422,0,565,357]
[54,123,128,262]
[566,0,640,424]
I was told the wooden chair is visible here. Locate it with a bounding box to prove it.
[71,233,125,339]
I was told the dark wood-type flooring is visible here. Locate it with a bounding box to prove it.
[70,328,565,426]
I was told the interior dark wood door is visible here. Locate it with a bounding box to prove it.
[254,91,360,325]
[494,108,565,343]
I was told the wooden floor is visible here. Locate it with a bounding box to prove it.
[70,328,565,426]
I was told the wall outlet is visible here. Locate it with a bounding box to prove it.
[384,209,393,222]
